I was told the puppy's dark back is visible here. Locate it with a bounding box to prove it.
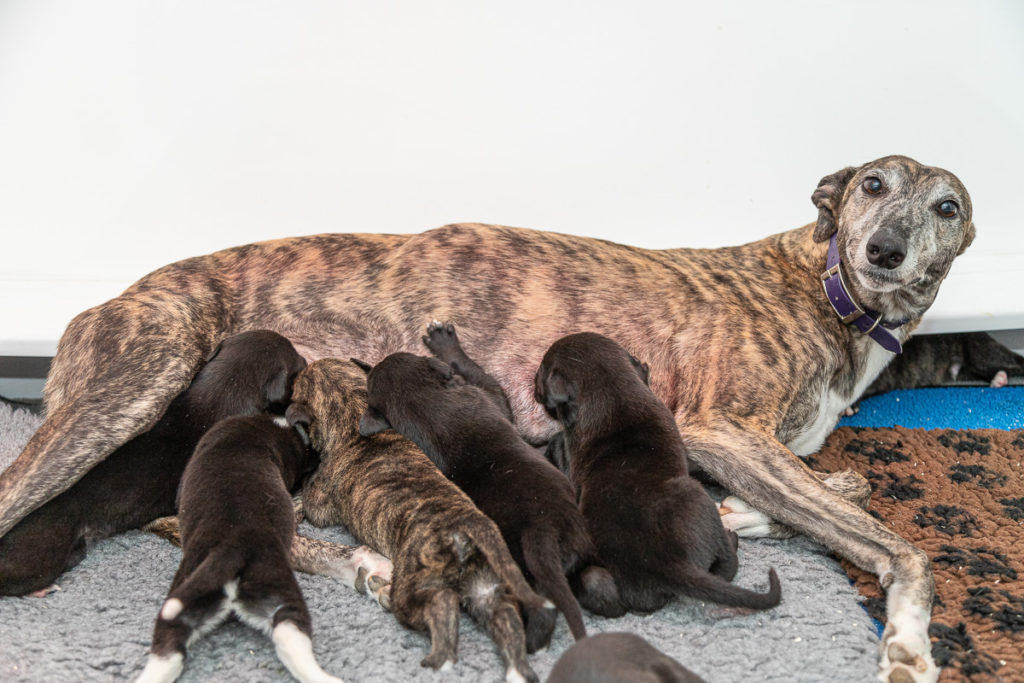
[178,415,314,553]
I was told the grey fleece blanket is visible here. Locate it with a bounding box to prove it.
[0,402,879,682]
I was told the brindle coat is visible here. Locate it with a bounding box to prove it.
[0,155,974,682]
[287,359,547,681]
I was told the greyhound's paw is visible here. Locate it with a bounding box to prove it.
[878,625,937,682]
[990,370,1008,388]
[842,403,860,417]
[718,496,797,539]
[351,545,393,610]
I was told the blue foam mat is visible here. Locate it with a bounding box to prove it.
[837,386,1024,431]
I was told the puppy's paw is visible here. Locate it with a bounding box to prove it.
[351,545,393,610]
[842,403,860,417]
[422,320,462,360]
[990,369,1008,388]
[29,583,61,598]
[718,496,797,539]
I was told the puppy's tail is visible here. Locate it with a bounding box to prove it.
[461,519,546,610]
[521,531,587,642]
[161,547,247,622]
[670,565,782,611]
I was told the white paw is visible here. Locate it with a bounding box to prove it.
[352,546,393,609]
[718,496,776,538]
[29,583,61,598]
[877,604,937,683]
[990,369,1008,388]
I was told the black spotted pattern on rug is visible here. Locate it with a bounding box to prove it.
[814,426,1024,682]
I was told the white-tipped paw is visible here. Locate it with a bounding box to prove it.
[878,634,936,683]
[990,369,1008,388]
[351,546,393,611]
[718,496,796,539]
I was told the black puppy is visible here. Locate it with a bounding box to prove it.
[547,632,706,683]
[357,328,602,650]
[0,330,306,596]
[535,332,781,613]
[136,414,335,683]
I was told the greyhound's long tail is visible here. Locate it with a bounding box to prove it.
[521,531,587,641]
[669,565,781,610]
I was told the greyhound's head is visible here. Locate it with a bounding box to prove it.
[811,155,974,322]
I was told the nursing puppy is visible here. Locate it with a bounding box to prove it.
[547,632,706,683]
[420,321,624,620]
[358,346,595,647]
[137,414,334,683]
[287,359,545,682]
[0,330,306,596]
[535,333,781,613]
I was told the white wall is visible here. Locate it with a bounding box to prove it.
[1,0,1022,355]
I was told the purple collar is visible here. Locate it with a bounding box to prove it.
[820,234,906,354]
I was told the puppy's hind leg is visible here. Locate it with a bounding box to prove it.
[416,587,462,670]
[422,321,514,420]
[570,564,627,618]
[235,558,343,683]
[461,565,538,683]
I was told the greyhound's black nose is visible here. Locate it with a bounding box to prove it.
[865,231,906,269]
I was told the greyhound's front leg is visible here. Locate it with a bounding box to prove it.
[680,418,936,683]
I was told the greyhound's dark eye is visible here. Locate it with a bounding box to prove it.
[862,177,883,195]
[937,200,958,218]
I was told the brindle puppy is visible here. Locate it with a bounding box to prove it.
[536,332,781,613]
[357,350,595,647]
[1,155,975,682]
[419,320,624,621]
[137,415,335,683]
[287,359,545,682]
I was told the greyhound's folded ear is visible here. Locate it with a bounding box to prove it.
[358,406,392,436]
[958,220,976,255]
[811,166,856,242]
[351,358,374,374]
[285,402,313,430]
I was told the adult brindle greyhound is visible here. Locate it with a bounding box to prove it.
[0,155,973,682]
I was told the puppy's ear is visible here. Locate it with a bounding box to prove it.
[628,354,651,386]
[957,221,976,256]
[205,339,225,363]
[541,369,579,428]
[265,369,292,405]
[358,407,392,436]
[811,166,856,242]
[285,402,313,429]
[350,358,374,374]
[428,357,454,381]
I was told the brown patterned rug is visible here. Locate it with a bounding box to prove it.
[813,427,1024,682]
